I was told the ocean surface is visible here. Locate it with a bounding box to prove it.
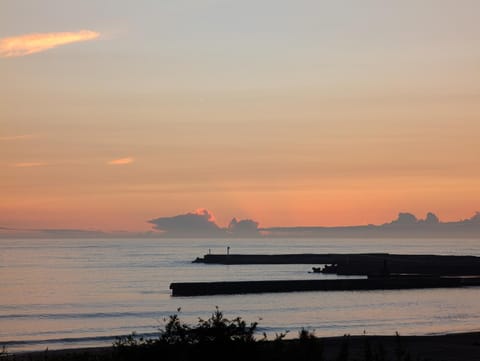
[1,237,480,352]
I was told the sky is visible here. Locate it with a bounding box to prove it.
[1,1,480,232]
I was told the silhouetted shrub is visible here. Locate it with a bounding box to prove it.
[109,311,428,361]
[298,328,322,361]
[0,346,9,359]
[298,328,316,341]
[112,307,259,361]
[336,335,350,361]
[157,306,258,345]
[187,307,257,344]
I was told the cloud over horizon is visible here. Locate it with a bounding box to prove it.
[0,226,160,239]
[2,210,480,239]
[148,209,261,238]
[228,217,260,236]
[149,209,480,238]
[108,157,134,165]
[149,209,224,237]
[264,211,480,238]
[0,134,37,141]
[13,162,48,168]
[0,30,99,58]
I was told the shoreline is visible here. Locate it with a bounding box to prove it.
[7,331,480,361]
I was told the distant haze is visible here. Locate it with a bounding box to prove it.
[1,209,479,238]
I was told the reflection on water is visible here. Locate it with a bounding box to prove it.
[1,238,480,352]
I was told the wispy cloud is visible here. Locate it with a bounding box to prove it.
[108,157,134,165]
[0,134,37,141]
[13,162,47,168]
[0,30,100,58]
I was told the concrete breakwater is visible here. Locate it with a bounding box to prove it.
[170,277,480,296]
[172,253,480,296]
[193,253,480,276]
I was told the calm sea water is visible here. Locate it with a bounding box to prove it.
[1,238,480,352]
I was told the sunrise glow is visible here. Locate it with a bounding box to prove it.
[1,2,479,233]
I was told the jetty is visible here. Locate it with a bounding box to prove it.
[170,276,480,296]
[169,253,480,296]
[193,253,480,276]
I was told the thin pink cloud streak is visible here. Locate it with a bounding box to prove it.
[13,162,48,168]
[0,30,100,58]
[108,157,134,165]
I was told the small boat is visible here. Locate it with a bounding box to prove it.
[321,264,338,274]
[310,264,339,274]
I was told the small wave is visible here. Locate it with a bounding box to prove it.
[2,332,160,348]
[0,311,167,320]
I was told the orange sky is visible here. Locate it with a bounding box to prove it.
[1,1,480,232]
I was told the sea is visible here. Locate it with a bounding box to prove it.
[1,237,480,353]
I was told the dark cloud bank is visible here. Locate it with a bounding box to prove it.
[148,210,480,238]
[148,209,261,238]
[264,212,480,238]
[2,210,479,239]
